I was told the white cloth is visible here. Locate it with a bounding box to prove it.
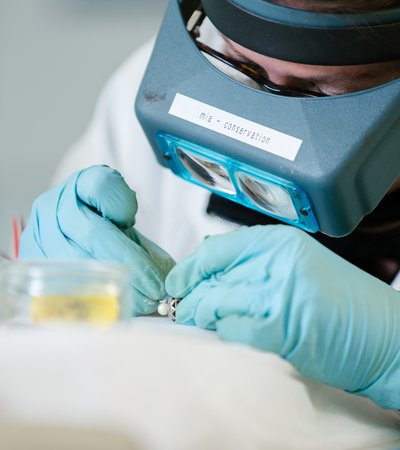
[0,319,399,450]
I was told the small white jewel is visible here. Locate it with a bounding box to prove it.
[157,302,169,316]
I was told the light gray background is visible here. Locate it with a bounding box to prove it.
[0,0,167,253]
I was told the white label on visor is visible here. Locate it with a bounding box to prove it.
[168,93,302,161]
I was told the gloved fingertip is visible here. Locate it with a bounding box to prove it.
[175,305,196,326]
[175,316,196,326]
[165,269,190,298]
[132,294,159,316]
[136,283,167,307]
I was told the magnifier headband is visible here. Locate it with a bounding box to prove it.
[201,0,400,65]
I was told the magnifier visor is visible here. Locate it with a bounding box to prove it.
[135,0,400,237]
[158,132,317,232]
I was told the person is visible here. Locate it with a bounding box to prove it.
[20,0,400,411]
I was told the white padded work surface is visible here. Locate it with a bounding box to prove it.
[0,317,399,450]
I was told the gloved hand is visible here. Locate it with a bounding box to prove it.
[166,225,400,409]
[20,165,175,315]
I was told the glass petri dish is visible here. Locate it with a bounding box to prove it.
[0,260,133,326]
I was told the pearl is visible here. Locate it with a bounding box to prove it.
[157,302,169,316]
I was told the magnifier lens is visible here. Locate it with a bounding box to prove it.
[237,173,298,220]
[176,147,236,194]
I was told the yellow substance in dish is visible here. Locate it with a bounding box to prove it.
[31,294,119,324]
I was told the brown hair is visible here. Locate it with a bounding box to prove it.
[272,0,400,12]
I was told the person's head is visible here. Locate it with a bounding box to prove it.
[222,0,400,96]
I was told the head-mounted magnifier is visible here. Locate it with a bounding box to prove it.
[135,0,400,237]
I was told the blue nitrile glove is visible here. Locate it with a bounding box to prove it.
[20,165,175,315]
[166,225,400,409]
